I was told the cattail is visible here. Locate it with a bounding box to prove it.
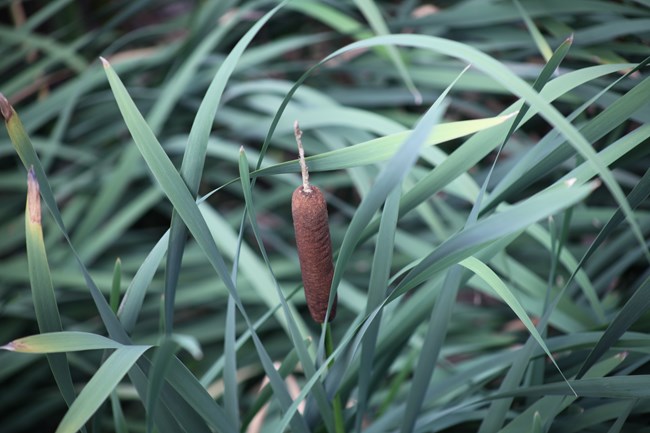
[291,121,336,323]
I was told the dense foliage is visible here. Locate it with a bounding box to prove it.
[1,1,649,432]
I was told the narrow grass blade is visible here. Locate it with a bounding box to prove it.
[24,168,77,408]
[355,185,401,431]
[110,392,129,433]
[358,62,627,246]
[100,58,239,304]
[200,286,302,387]
[391,181,597,299]
[577,275,650,379]
[164,1,286,335]
[146,338,180,433]
[485,60,650,221]
[460,256,575,394]
[513,0,553,61]
[400,265,463,433]
[472,34,572,220]
[110,258,122,314]
[572,168,650,300]
[118,231,169,334]
[1,93,129,341]
[242,347,301,430]
[1,331,124,353]
[526,223,604,320]
[0,25,87,73]
[55,346,150,433]
[327,66,458,322]
[254,115,513,176]
[492,375,650,399]
[354,0,421,103]
[500,352,627,433]
[223,295,239,429]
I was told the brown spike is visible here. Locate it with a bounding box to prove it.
[292,185,336,322]
[291,121,336,323]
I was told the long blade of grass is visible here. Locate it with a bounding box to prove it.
[577,274,650,379]
[24,168,77,409]
[513,0,553,61]
[391,182,597,299]
[1,332,125,353]
[163,1,286,335]
[355,185,401,431]
[460,256,574,393]
[109,392,129,433]
[223,295,239,429]
[354,0,421,103]
[400,264,463,433]
[110,258,122,314]
[500,352,627,433]
[55,346,150,433]
[118,231,169,333]
[72,6,242,245]
[326,65,459,323]
[145,337,189,433]
[145,335,202,433]
[254,115,513,176]
[492,375,650,399]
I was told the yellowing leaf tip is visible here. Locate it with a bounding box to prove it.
[0,92,12,121]
[27,167,41,225]
[564,177,577,187]
[589,179,602,191]
[0,342,16,351]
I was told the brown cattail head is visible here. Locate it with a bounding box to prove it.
[292,185,336,322]
[291,121,336,323]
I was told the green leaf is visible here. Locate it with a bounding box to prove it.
[492,375,650,399]
[460,256,574,393]
[354,0,421,103]
[56,346,150,433]
[253,115,515,176]
[577,275,650,379]
[355,185,401,431]
[391,181,596,299]
[110,258,122,314]
[146,338,181,433]
[1,332,124,353]
[24,168,78,409]
[163,1,287,335]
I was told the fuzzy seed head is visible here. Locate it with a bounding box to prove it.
[292,185,336,323]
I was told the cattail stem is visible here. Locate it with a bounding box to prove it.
[294,120,311,193]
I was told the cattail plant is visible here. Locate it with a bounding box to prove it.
[291,121,336,323]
